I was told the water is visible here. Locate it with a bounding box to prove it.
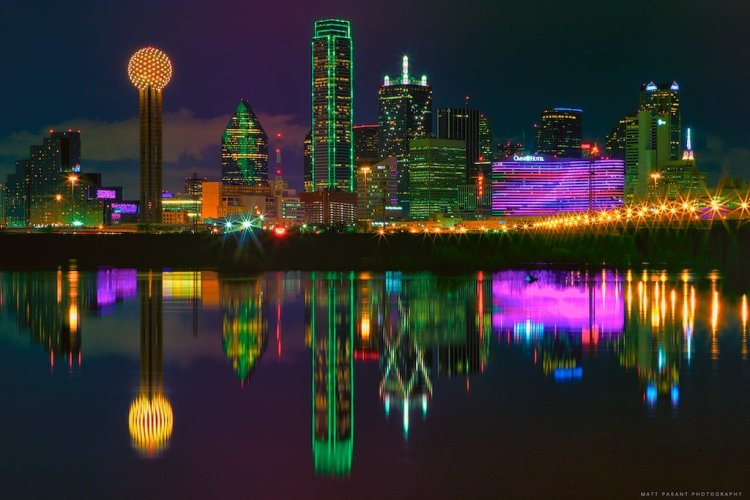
[1,268,749,498]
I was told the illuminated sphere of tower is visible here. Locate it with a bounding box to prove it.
[128,47,172,91]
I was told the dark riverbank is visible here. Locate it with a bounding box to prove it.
[0,222,748,275]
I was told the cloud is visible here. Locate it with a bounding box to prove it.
[0,108,308,169]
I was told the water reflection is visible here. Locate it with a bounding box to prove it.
[128,272,173,457]
[1,267,747,479]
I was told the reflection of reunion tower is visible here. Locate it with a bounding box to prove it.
[128,47,172,223]
[128,272,173,457]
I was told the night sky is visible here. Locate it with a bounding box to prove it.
[1,0,748,196]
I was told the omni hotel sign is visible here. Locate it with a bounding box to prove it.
[513,155,545,162]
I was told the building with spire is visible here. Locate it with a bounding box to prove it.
[378,55,432,214]
[655,128,706,200]
[221,100,269,186]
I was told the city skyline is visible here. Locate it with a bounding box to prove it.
[1,1,748,198]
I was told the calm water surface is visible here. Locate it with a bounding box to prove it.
[1,268,749,498]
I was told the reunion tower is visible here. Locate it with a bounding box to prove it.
[128,47,172,223]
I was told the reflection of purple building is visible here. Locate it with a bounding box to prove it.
[491,156,624,217]
[491,270,624,339]
[97,268,137,307]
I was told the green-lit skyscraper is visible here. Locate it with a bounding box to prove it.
[312,19,354,192]
[221,100,269,186]
[408,138,466,219]
[378,55,432,211]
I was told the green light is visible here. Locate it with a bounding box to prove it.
[72,220,83,227]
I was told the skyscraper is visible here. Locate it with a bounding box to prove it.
[378,55,432,210]
[128,47,172,224]
[639,81,681,161]
[184,172,206,199]
[479,114,494,161]
[312,19,354,192]
[437,107,480,181]
[535,108,583,158]
[303,129,313,192]
[221,100,269,186]
[408,138,466,219]
[353,124,380,166]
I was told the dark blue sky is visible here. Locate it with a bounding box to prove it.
[1,0,748,195]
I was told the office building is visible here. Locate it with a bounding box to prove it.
[303,130,313,192]
[535,108,583,158]
[300,190,356,225]
[408,138,466,219]
[491,156,624,217]
[378,55,432,209]
[354,124,380,167]
[311,19,354,191]
[185,172,207,198]
[221,100,269,186]
[639,81,681,161]
[356,157,397,222]
[479,114,494,161]
[437,107,480,180]
[128,46,172,224]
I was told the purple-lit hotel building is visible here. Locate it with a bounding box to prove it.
[491,155,624,217]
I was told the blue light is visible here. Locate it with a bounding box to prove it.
[670,81,680,91]
[554,367,583,381]
[646,384,658,406]
[671,386,680,406]
[552,107,583,113]
[646,82,657,92]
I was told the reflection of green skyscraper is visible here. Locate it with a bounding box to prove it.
[221,100,269,186]
[221,278,267,382]
[311,19,354,191]
[311,273,354,475]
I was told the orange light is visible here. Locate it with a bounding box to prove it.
[128,47,173,90]
[273,226,287,237]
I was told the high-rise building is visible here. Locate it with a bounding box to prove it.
[300,190,356,225]
[408,138,466,219]
[0,183,5,226]
[303,130,313,192]
[4,160,28,227]
[437,107,480,181]
[355,158,397,222]
[491,155,624,217]
[378,55,432,210]
[221,100,269,187]
[535,108,583,158]
[353,124,380,167]
[479,114,494,161]
[185,172,206,199]
[656,128,707,200]
[639,81,681,161]
[312,19,354,192]
[128,46,172,224]
[497,140,525,160]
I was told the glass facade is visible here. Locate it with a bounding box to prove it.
[491,157,624,217]
[221,100,269,187]
[378,57,432,210]
[407,138,466,220]
[312,19,354,192]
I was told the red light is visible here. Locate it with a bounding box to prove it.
[273,227,287,237]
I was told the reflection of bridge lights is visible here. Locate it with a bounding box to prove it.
[128,394,174,457]
[671,386,680,407]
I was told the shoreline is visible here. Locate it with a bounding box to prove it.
[0,223,747,275]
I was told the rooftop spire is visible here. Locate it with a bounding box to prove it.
[402,55,409,85]
[682,127,694,160]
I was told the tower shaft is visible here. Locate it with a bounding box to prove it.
[139,87,163,223]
